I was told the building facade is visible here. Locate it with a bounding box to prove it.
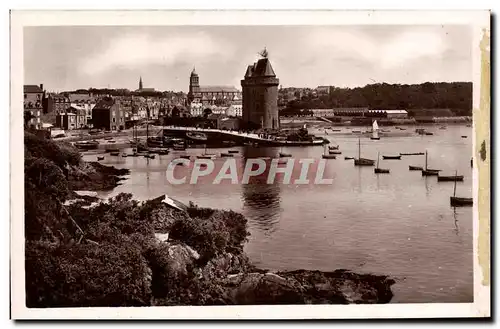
[92,97,125,131]
[241,58,280,130]
[187,68,241,106]
[24,84,45,129]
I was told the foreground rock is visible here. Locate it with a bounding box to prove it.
[220,270,395,305]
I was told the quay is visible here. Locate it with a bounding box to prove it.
[161,126,327,147]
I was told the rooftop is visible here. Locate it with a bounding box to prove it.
[198,86,239,93]
[244,58,276,79]
[24,85,43,93]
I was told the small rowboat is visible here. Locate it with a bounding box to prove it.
[121,154,128,158]
[228,150,239,154]
[425,132,434,136]
[329,150,342,155]
[279,152,292,158]
[221,153,233,157]
[400,152,425,156]
[382,155,401,160]
[146,154,155,159]
[421,169,440,176]
[344,156,354,160]
[97,156,104,161]
[322,154,336,159]
[461,135,468,138]
[438,175,464,182]
[354,158,375,166]
[328,145,339,150]
[409,165,423,171]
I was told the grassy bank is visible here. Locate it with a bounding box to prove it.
[24,132,396,307]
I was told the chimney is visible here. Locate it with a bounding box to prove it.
[39,84,44,91]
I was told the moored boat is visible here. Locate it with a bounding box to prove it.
[344,156,354,160]
[450,170,472,206]
[354,138,375,166]
[186,131,208,142]
[110,151,120,156]
[74,140,99,150]
[409,165,423,171]
[322,145,336,159]
[374,153,390,174]
[329,150,342,155]
[461,135,467,138]
[370,120,380,140]
[228,150,239,154]
[179,155,191,160]
[425,132,434,136]
[382,155,401,160]
[221,152,233,157]
[328,145,339,150]
[421,151,441,176]
[438,175,464,182]
[97,156,104,161]
[450,197,473,207]
[400,152,425,156]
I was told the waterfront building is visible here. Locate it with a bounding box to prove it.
[241,57,280,130]
[187,67,241,106]
[92,96,125,131]
[24,84,44,129]
[226,104,243,117]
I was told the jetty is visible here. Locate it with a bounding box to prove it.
[161,126,326,147]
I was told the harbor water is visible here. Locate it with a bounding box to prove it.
[82,124,474,303]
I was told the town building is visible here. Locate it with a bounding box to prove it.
[241,57,280,130]
[92,96,125,131]
[310,108,335,117]
[24,84,45,129]
[226,104,243,117]
[187,67,241,106]
[316,86,331,95]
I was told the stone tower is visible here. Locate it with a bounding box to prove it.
[188,67,200,103]
[139,76,143,90]
[241,58,279,130]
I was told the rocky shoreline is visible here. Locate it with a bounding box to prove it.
[24,131,396,307]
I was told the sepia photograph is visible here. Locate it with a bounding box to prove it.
[10,10,490,319]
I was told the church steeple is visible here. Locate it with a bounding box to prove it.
[139,76,143,90]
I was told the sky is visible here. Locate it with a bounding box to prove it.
[23,25,472,93]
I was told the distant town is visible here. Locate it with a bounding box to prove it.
[24,56,473,137]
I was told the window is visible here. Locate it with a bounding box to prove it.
[113,118,116,123]
[24,94,27,99]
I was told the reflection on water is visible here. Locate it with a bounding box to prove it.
[241,147,281,233]
[84,125,473,303]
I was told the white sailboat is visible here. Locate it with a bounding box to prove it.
[370,120,380,140]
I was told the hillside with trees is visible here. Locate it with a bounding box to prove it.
[281,82,472,117]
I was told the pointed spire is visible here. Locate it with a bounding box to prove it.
[191,66,197,75]
[139,76,143,90]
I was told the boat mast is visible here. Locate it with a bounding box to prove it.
[425,150,428,170]
[453,170,458,197]
[377,152,380,169]
[358,137,361,160]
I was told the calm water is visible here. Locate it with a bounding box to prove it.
[82,125,473,303]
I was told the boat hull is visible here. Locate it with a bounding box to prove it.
[374,168,390,174]
[329,151,342,155]
[344,156,354,160]
[382,155,401,160]
[422,169,440,176]
[450,197,473,207]
[322,154,336,159]
[438,175,464,182]
[354,158,375,166]
[409,166,423,171]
